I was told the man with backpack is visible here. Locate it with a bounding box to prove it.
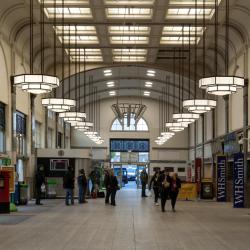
[63,166,75,206]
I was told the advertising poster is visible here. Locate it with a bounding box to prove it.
[233,152,244,208]
[217,155,227,202]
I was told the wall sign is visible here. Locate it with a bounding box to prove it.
[233,152,244,208]
[217,155,227,202]
[110,139,149,152]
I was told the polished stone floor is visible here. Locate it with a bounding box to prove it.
[0,189,250,250]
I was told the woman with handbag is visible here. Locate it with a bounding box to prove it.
[159,170,171,212]
[109,170,119,206]
[149,170,161,206]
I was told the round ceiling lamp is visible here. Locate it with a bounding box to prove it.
[161,132,175,138]
[199,76,243,96]
[42,98,76,113]
[72,121,94,128]
[183,99,217,114]
[173,113,199,124]
[13,74,59,94]
[59,111,86,123]
[166,122,187,132]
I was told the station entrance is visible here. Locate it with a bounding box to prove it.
[110,139,150,190]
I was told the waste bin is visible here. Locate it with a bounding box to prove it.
[46,179,57,199]
[201,179,213,199]
[19,183,28,205]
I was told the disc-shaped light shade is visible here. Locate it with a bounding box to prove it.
[199,76,244,96]
[71,121,94,127]
[42,98,76,113]
[13,74,59,94]
[183,99,217,114]
[173,113,199,124]
[166,122,187,132]
[161,132,175,138]
[59,112,87,122]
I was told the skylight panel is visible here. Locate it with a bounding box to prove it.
[109,26,150,35]
[70,56,103,62]
[169,0,221,7]
[44,7,92,18]
[113,48,147,56]
[104,0,154,5]
[166,8,214,19]
[163,26,204,36]
[54,26,96,35]
[106,8,152,19]
[110,36,149,44]
[160,36,199,45]
[66,48,102,55]
[59,35,99,44]
[40,0,89,4]
[113,56,146,62]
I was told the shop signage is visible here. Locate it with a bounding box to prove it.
[233,152,244,208]
[195,158,201,193]
[217,155,227,202]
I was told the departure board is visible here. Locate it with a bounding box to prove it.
[110,139,149,152]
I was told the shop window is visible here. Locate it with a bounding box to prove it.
[0,102,5,153]
[15,111,26,156]
[57,132,62,148]
[35,121,42,148]
[47,128,53,148]
[178,167,185,172]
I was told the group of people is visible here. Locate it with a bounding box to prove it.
[63,166,88,205]
[148,169,181,212]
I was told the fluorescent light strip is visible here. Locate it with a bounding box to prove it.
[109,91,116,96]
[104,69,112,76]
[144,91,150,96]
[145,81,153,87]
[106,81,115,87]
[147,70,155,77]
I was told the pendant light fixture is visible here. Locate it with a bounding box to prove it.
[199,0,244,95]
[13,0,59,94]
[183,1,216,113]
[172,40,199,125]
[59,25,87,123]
[166,51,188,132]
[42,0,76,112]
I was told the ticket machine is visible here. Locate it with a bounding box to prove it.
[0,171,10,213]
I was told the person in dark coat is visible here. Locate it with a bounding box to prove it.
[149,170,161,205]
[169,173,181,212]
[140,169,148,197]
[63,166,75,206]
[159,170,171,212]
[109,170,119,206]
[78,169,88,204]
[35,166,45,205]
[104,169,111,204]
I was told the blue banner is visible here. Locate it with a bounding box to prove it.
[233,152,244,208]
[217,155,227,202]
[110,139,149,152]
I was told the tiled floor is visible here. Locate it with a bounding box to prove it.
[0,189,250,250]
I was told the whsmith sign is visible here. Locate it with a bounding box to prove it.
[233,153,245,208]
[217,155,227,202]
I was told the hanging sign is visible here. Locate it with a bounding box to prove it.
[233,152,244,208]
[195,158,201,193]
[217,155,227,202]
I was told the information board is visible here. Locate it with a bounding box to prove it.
[110,139,149,152]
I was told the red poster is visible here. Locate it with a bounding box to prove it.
[195,158,202,193]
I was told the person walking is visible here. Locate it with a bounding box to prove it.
[78,169,88,204]
[169,173,181,212]
[159,170,171,212]
[140,169,148,198]
[35,166,45,205]
[63,166,75,206]
[109,170,119,206]
[104,169,111,204]
[149,170,161,206]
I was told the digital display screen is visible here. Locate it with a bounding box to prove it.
[110,139,149,152]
